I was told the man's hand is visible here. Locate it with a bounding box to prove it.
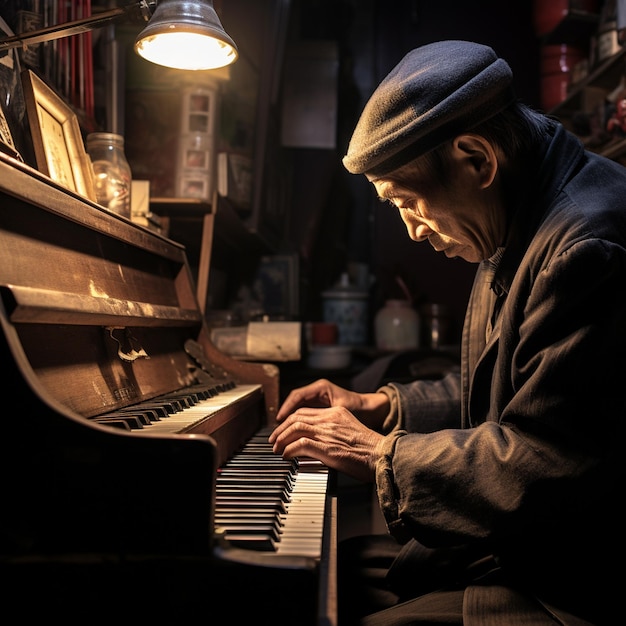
[276,378,391,430]
[269,405,385,482]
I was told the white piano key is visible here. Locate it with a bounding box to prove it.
[119,384,262,434]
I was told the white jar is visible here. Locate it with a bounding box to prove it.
[375,299,420,351]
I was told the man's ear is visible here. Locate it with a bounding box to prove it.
[452,134,498,188]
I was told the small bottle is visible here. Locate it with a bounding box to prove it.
[375,299,420,351]
[420,303,451,349]
[86,132,132,219]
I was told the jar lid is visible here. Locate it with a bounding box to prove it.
[322,288,368,299]
[86,132,124,145]
[322,272,368,299]
[420,302,450,316]
[384,299,411,307]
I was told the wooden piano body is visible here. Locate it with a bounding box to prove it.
[0,153,336,624]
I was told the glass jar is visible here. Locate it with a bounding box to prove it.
[420,302,451,349]
[375,299,420,351]
[86,132,132,218]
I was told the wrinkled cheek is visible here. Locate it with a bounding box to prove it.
[399,214,421,241]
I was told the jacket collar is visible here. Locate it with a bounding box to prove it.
[489,123,586,299]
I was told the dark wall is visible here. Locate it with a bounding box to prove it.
[286,0,539,343]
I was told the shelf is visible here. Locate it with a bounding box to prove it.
[550,47,626,119]
[547,43,626,160]
[5,284,201,327]
[541,9,599,46]
[149,197,213,218]
[598,136,626,159]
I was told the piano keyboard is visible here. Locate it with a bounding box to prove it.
[94,383,262,434]
[95,386,329,561]
[216,429,329,558]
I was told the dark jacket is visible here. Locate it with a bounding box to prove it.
[376,123,626,624]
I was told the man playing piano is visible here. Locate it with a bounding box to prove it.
[269,40,625,625]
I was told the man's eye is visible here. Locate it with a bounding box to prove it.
[378,197,398,208]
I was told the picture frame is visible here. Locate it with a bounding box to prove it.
[21,69,96,201]
[0,16,34,166]
[179,177,209,199]
[253,254,300,319]
[0,103,20,160]
[185,148,209,169]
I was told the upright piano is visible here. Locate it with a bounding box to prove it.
[0,153,336,624]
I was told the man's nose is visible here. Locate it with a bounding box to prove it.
[403,219,431,242]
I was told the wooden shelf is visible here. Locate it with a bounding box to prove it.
[550,47,626,118]
[149,197,213,218]
[549,47,626,160]
[541,9,599,46]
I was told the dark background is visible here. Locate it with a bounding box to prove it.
[276,0,539,344]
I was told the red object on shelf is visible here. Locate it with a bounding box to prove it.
[533,0,599,36]
[540,44,586,111]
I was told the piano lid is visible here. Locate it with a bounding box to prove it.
[0,152,279,419]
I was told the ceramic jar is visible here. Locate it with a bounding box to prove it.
[375,299,420,351]
[322,273,369,346]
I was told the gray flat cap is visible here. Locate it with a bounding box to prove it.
[342,40,515,176]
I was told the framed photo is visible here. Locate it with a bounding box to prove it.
[181,86,216,136]
[0,103,20,160]
[185,148,208,169]
[0,16,33,165]
[253,254,300,319]
[21,69,96,201]
[180,177,209,199]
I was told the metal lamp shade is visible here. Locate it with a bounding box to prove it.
[134,0,238,70]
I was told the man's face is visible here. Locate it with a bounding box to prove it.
[370,152,504,263]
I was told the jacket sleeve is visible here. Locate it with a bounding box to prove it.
[375,236,626,550]
[377,372,462,434]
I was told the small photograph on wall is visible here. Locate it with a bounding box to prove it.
[253,254,300,319]
[181,86,216,136]
[176,132,213,200]
[185,148,208,169]
[180,177,209,199]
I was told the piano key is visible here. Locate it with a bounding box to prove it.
[95,384,263,435]
[215,487,290,500]
[91,418,131,430]
[95,389,330,561]
[215,522,282,535]
[220,533,277,551]
[214,427,329,559]
[215,496,287,511]
[95,414,145,429]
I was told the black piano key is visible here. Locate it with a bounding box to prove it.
[215,522,282,539]
[216,517,284,536]
[226,456,296,467]
[215,497,288,514]
[216,487,290,502]
[221,533,277,551]
[92,418,131,430]
[129,404,169,418]
[106,411,153,426]
[215,507,285,516]
[93,415,141,429]
[216,475,294,486]
[214,434,303,552]
[159,395,190,409]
